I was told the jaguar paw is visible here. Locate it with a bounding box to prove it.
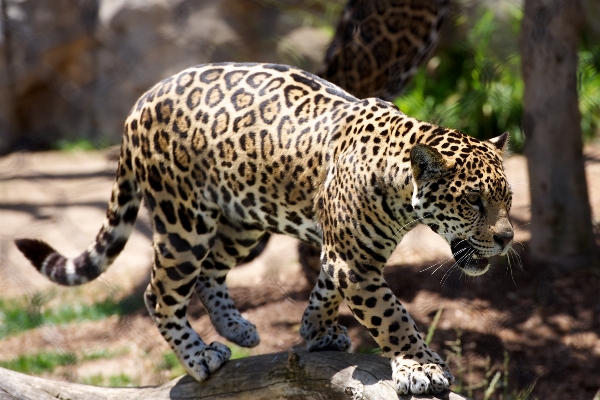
[183,341,232,381]
[213,315,260,348]
[392,358,453,395]
[304,324,351,352]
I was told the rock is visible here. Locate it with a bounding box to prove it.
[93,0,243,143]
[0,0,331,154]
[0,0,99,153]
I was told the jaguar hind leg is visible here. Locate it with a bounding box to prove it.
[144,284,230,381]
[300,268,351,352]
[145,202,230,382]
[195,222,266,348]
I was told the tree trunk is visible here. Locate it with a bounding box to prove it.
[0,348,468,400]
[0,0,18,155]
[521,0,594,268]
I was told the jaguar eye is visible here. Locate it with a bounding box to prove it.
[466,192,481,205]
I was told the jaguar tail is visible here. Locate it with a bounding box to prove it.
[15,146,141,286]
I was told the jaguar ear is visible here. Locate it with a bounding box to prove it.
[488,131,509,152]
[410,144,454,182]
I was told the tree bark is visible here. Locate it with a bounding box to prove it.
[0,348,468,400]
[0,0,18,155]
[521,0,594,268]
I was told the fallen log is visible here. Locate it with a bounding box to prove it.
[0,348,468,400]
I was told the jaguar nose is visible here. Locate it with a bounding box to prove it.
[493,231,514,248]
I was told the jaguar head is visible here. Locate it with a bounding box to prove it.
[410,131,513,276]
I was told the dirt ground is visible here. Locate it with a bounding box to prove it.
[1,147,599,399]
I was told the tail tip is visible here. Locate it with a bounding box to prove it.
[15,238,57,270]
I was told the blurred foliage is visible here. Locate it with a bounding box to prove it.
[395,5,600,153]
[228,343,252,360]
[81,373,138,387]
[0,349,124,376]
[157,351,186,380]
[0,351,77,374]
[579,46,600,143]
[0,290,126,339]
[53,138,112,152]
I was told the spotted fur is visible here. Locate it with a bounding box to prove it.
[318,0,450,100]
[16,62,513,395]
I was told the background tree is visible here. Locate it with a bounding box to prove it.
[521,0,594,268]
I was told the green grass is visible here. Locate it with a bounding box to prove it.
[0,351,77,374]
[0,291,126,340]
[425,307,444,346]
[228,343,252,360]
[157,352,186,380]
[80,373,138,387]
[0,349,125,375]
[443,328,537,399]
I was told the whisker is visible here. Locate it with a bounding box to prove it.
[455,249,475,266]
[456,247,475,264]
[422,240,470,274]
[510,243,526,260]
[477,271,486,283]
[430,255,456,275]
[447,243,470,258]
[419,255,453,273]
[440,248,474,285]
[506,251,517,286]
[445,245,473,268]
[440,264,458,286]
[508,238,527,251]
[509,246,523,261]
[420,247,466,273]
[509,247,524,271]
[393,215,428,238]
[449,238,469,249]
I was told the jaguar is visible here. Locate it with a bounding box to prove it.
[16,62,513,395]
[318,0,450,100]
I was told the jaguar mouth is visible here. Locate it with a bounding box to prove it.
[450,239,490,276]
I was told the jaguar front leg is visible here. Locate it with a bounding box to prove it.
[323,253,454,395]
[195,267,260,348]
